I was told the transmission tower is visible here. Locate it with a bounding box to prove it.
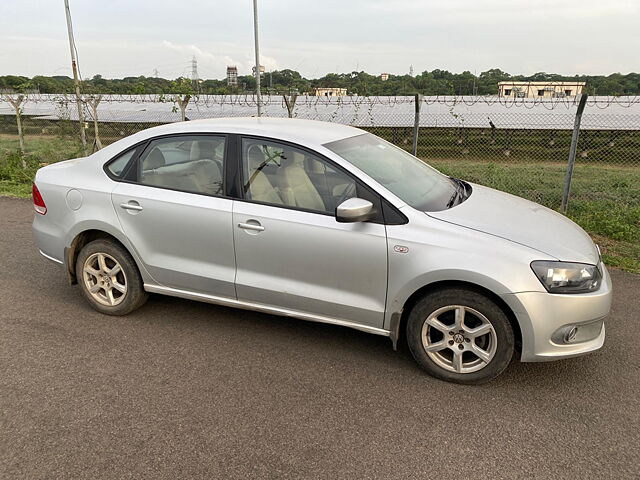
[153,68,159,78]
[409,65,414,77]
[191,56,199,82]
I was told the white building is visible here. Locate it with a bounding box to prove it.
[498,81,586,98]
[226,66,238,86]
[313,87,348,97]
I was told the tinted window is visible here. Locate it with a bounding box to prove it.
[106,149,136,177]
[137,136,226,196]
[242,138,358,215]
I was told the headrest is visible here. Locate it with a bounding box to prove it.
[280,150,305,168]
[247,144,265,170]
[189,141,202,161]
[146,149,165,169]
[306,156,325,174]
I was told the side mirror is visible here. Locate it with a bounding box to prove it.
[336,197,373,223]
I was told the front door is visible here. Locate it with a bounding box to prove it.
[111,134,236,297]
[232,137,388,328]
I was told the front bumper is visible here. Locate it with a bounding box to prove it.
[501,263,612,362]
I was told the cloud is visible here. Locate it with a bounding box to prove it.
[161,40,278,78]
[0,0,638,78]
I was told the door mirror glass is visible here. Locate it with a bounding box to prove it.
[336,197,373,223]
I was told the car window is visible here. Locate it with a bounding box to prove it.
[324,133,456,211]
[242,138,357,215]
[137,136,226,196]
[106,148,136,177]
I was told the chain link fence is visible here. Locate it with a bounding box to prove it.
[1,92,639,220]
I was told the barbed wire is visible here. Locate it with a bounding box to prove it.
[2,92,640,109]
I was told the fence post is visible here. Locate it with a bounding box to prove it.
[560,93,588,213]
[412,93,422,156]
[283,93,297,118]
[176,95,191,121]
[86,95,102,151]
[6,95,26,166]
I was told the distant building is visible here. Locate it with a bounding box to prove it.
[252,65,265,75]
[226,66,238,86]
[380,73,389,81]
[314,87,347,97]
[498,81,586,98]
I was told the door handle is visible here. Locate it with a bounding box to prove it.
[238,222,265,232]
[120,202,143,212]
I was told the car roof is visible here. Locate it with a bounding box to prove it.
[94,117,365,163]
[147,117,362,145]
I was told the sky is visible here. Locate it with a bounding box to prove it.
[1,0,638,80]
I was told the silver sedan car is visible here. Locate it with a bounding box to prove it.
[32,117,612,384]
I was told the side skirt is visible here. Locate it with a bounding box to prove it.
[144,284,391,338]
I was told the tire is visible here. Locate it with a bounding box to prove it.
[406,288,514,384]
[75,239,148,316]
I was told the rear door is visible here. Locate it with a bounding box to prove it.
[111,134,236,297]
[231,137,389,329]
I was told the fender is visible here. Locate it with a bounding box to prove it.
[64,219,158,286]
[386,268,529,350]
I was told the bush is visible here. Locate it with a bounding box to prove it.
[0,150,41,183]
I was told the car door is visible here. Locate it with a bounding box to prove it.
[232,137,388,329]
[111,134,236,297]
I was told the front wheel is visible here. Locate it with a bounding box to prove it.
[75,239,148,315]
[406,288,514,384]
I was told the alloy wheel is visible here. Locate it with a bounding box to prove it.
[82,252,128,307]
[421,305,498,373]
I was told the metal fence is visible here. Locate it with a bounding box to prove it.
[1,92,639,217]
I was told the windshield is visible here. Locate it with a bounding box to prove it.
[324,133,458,211]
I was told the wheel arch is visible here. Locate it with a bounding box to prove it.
[391,279,522,355]
[65,228,138,285]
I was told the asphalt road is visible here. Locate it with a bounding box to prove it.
[1,196,638,479]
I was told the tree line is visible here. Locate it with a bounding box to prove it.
[1,69,639,96]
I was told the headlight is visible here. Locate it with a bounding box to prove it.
[530,261,602,294]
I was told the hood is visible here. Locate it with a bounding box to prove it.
[427,183,599,264]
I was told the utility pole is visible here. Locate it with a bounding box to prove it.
[64,0,87,155]
[252,0,262,116]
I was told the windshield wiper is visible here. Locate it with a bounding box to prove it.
[446,178,468,208]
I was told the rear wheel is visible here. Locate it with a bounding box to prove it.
[406,288,514,384]
[75,239,148,315]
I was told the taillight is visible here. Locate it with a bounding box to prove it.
[32,184,47,215]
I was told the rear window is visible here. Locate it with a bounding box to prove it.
[106,149,136,177]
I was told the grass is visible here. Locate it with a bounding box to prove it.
[1,134,638,273]
[0,135,84,196]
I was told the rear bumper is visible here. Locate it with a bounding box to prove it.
[33,215,65,264]
[501,263,612,362]
[39,249,63,265]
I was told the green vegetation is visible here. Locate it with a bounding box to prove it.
[0,136,84,196]
[0,135,637,274]
[2,69,639,96]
